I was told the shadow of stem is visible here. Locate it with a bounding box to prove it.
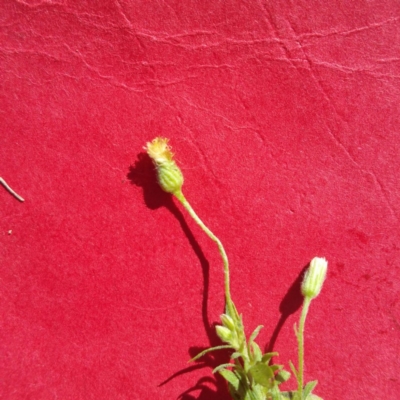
[128,153,231,399]
[266,265,308,353]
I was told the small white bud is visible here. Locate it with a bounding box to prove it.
[301,257,328,299]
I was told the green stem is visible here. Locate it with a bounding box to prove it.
[297,296,312,400]
[174,190,234,318]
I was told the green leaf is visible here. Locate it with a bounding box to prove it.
[249,362,274,388]
[308,395,323,400]
[281,384,321,400]
[288,360,298,380]
[249,325,264,345]
[253,383,269,399]
[261,351,279,364]
[251,341,263,362]
[212,363,236,374]
[231,351,242,359]
[281,391,299,399]
[270,385,283,400]
[303,380,318,398]
[271,364,283,372]
[227,300,241,322]
[243,390,254,400]
[189,345,233,362]
[218,368,240,391]
[275,369,291,384]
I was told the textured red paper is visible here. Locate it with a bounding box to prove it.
[1,1,400,399]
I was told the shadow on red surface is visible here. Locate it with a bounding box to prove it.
[128,154,308,399]
[266,264,308,354]
[128,153,231,399]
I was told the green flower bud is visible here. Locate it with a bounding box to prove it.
[301,257,328,299]
[216,325,233,343]
[220,313,236,331]
[145,137,184,195]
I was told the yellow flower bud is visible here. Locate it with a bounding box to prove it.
[301,257,328,299]
[145,137,184,195]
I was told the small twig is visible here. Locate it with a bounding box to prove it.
[0,177,25,202]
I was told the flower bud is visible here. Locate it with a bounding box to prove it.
[220,313,236,331]
[301,257,328,299]
[145,137,184,195]
[216,325,233,343]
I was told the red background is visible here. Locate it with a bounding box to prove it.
[1,1,400,399]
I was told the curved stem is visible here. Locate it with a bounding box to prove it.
[174,190,234,318]
[297,296,312,400]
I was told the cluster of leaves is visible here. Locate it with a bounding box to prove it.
[191,300,321,400]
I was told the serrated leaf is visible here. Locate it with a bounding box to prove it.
[303,380,318,398]
[218,368,240,391]
[275,369,291,384]
[212,363,236,374]
[251,341,263,362]
[189,345,233,362]
[249,362,274,388]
